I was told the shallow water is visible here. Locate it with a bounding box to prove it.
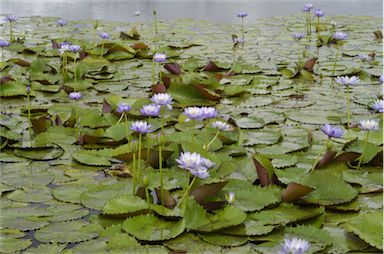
[0,0,382,23]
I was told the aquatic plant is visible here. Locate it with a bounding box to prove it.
[99,32,109,56]
[335,75,360,128]
[370,99,383,113]
[279,236,310,254]
[356,120,379,170]
[314,8,324,42]
[57,18,67,38]
[292,33,305,65]
[68,45,81,82]
[3,14,17,41]
[237,12,248,41]
[0,39,10,61]
[302,3,314,35]
[331,31,348,76]
[69,92,82,142]
[176,151,215,206]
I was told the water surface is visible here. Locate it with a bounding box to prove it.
[0,0,382,23]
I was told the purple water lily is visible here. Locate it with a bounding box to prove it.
[141,104,161,117]
[116,103,131,113]
[130,121,153,133]
[153,53,167,63]
[69,92,81,100]
[320,124,344,138]
[150,93,173,110]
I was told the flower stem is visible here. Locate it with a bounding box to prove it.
[309,142,327,172]
[1,48,4,62]
[308,13,312,35]
[176,176,196,207]
[124,113,129,142]
[159,116,165,205]
[297,42,301,66]
[158,63,163,84]
[75,107,79,143]
[73,57,77,83]
[241,17,244,41]
[346,87,351,129]
[27,92,32,139]
[9,22,13,42]
[205,130,220,151]
[132,151,136,194]
[152,60,156,84]
[317,17,320,42]
[60,26,63,39]
[331,45,339,77]
[93,28,96,47]
[356,131,369,170]
[137,133,142,186]
[101,41,104,56]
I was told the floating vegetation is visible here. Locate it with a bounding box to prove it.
[0,5,382,253]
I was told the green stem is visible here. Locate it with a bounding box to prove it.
[308,13,312,35]
[124,113,129,142]
[93,29,96,47]
[356,131,369,170]
[241,17,244,41]
[317,17,320,42]
[309,142,327,172]
[331,45,339,77]
[158,63,162,84]
[346,87,351,129]
[297,42,301,66]
[75,107,79,143]
[132,151,136,194]
[60,26,63,39]
[9,22,13,42]
[152,59,156,84]
[159,116,164,205]
[137,133,142,186]
[1,48,4,62]
[205,130,220,150]
[117,113,125,124]
[153,10,158,46]
[73,58,77,83]
[145,185,150,206]
[27,92,32,139]
[176,176,196,207]
[101,41,104,56]
[146,133,150,164]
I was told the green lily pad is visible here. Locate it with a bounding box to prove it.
[122,214,185,241]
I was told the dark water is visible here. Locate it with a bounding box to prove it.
[0,0,382,23]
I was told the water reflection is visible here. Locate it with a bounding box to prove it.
[0,0,382,23]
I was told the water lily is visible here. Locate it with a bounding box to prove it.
[314,8,324,17]
[68,45,81,52]
[116,103,131,113]
[292,33,305,40]
[379,75,384,83]
[153,53,166,63]
[4,14,17,41]
[320,124,344,138]
[69,92,81,142]
[201,107,218,119]
[226,192,236,204]
[358,54,372,62]
[69,92,81,100]
[302,4,313,34]
[57,19,67,26]
[131,121,153,134]
[237,12,248,41]
[333,31,348,41]
[356,119,379,170]
[99,32,109,40]
[280,237,310,254]
[134,11,141,16]
[0,39,10,61]
[141,104,161,117]
[335,76,360,129]
[370,99,383,113]
[150,93,173,110]
[212,120,233,131]
[176,151,214,206]
[335,76,360,86]
[359,119,379,131]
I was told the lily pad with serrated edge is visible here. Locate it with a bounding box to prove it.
[102,194,148,215]
[122,214,185,241]
[342,211,383,250]
[300,171,358,205]
[223,179,281,212]
[34,220,102,243]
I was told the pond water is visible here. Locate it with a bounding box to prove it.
[0,0,382,23]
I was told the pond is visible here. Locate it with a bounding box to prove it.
[0,2,383,254]
[0,0,383,23]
